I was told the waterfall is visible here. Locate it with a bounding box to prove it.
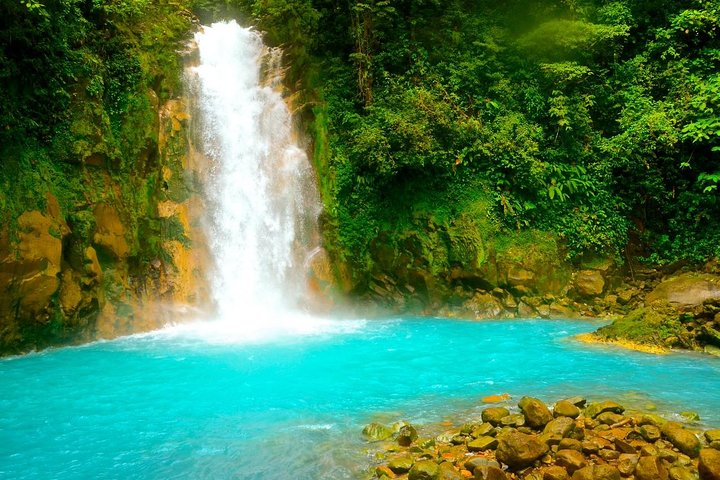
[183,20,333,340]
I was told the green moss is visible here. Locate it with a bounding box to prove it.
[596,305,685,347]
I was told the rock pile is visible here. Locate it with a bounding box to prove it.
[364,395,720,480]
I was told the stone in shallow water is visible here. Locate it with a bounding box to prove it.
[472,423,496,438]
[397,423,418,446]
[363,422,394,441]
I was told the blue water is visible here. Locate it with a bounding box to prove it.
[1,318,719,479]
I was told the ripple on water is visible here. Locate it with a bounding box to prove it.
[1,317,719,479]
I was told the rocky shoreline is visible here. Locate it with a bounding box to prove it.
[362,395,720,480]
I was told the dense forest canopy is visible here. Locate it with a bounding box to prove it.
[2,0,719,283]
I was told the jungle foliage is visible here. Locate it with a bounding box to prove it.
[236,0,720,276]
[3,0,720,283]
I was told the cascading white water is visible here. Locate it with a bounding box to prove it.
[180,20,347,341]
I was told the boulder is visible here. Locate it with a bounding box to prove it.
[496,431,549,470]
[554,401,581,419]
[706,430,720,444]
[570,465,621,480]
[500,414,526,427]
[464,457,501,472]
[596,412,625,426]
[700,448,720,480]
[397,423,418,446]
[635,456,668,480]
[617,453,638,476]
[543,417,576,445]
[669,465,698,480]
[585,401,624,419]
[388,454,414,474]
[482,407,510,426]
[639,424,661,442]
[409,459,439,480]
[474,464,507,480]
[662,422,701,458]
[438,462,465,480]
[575,270,605,297]
[558,439,583,452]
[468,436,499,452]
[555,449,588,475]
[519,396,554,428]
[646,273,720,309]
[543,466,570,480]
[472,423,496,438]
[465,292,504,319]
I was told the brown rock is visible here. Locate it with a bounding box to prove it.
[646,273,720,309]
[617,453,639,476]
[554,401,581,419]
[559,439,583,452]
[483,408,511,426]
[596,412,625,426]
[635,456,668,480]
[543,417,577,445]
[468,436,499,452]
[438,462,465,480]
[575,270,605,297]
[543,466,570,480]
[639,425,662,442]
[662,422,701,458]
[496,431,549,470]
[474,464,507,480]
[519,397,554,429]
[669,465,698,480]
[585,401,624,419]
[409,460,439,480]
[700,448,720,480]
[555,449,587,475]
[571,465,621,480]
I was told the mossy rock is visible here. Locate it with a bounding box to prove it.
[594,304,689,349]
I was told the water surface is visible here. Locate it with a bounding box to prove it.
[1,318,719,479]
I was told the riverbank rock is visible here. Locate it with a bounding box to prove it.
[519,396,553,428]
[496,431,549,469]
[366,394,712,480]
[483,407,510,426]
[662,422,701,457]
[408,459,439,480]
[554,401,581,419]
[700,448,720,480]
[646,273,720,309]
